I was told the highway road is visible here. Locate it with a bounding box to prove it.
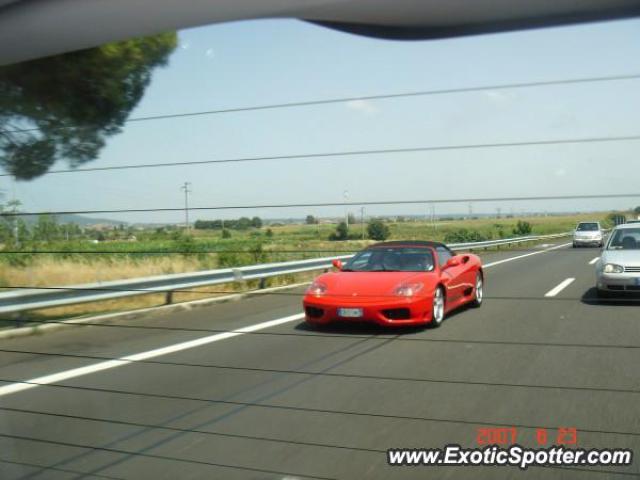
[0,241,638,479]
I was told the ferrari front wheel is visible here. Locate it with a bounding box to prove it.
[431,287,445,327]
[470,272,483,308]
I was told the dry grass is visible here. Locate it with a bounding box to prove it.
[2,256,203,287]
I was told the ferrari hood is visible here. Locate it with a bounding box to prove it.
[314,271,433,297]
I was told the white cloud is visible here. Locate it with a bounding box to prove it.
[345,99,379,115]
[205,48,215,60]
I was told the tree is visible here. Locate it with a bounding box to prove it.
[347,213,356,225]
[0,33,177,180]
[33,214,60,242]
[305,215,317,225]
[367,219,390,241]
[634,206,640,214]
[329,221,349,241]
[221,229,231,239]
[0,198,23,246]
[251,216,263,228]
[237,217,252,230]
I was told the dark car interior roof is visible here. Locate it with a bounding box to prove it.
[367,241,448,250]
[1,0,639,65]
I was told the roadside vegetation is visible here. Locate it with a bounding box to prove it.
[0,209,633,323]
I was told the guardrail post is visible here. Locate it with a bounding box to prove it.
[259,278,267,289]
[165,290,174,305]
[11,313,23,329]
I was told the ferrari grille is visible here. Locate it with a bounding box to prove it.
[305,306,324,318]
[382,308,411,320]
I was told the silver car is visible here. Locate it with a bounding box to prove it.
[573,221,604,248]
[596,224,640,297]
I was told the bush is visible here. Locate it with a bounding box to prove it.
[329,222,349,241]
[512,220,532,236]
[221,229,231,239]
[367,219,390,241]
[217,251,240,267]
[249,243,267,263]
[444,228,489,244]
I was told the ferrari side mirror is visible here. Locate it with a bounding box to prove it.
[332,259,343,270]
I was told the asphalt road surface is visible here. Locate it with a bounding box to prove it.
[0,241,639,479]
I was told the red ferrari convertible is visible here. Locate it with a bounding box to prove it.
[303,241,483,327]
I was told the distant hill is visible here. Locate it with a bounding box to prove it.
[22,213,127,227]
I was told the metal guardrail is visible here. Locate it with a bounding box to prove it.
[0,233,570,316]
[449,232,570,251]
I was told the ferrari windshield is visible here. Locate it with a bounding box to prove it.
[607,228,640,250]
[343,248,435,272]
[576,223,599,231]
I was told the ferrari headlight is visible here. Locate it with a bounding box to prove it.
[603,263,624,274]
[306,281,327,296]
[394,282,424,297]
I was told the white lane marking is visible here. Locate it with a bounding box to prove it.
[589,257,600,265]
[0,240,572,397]
[0,313,304,397]
[483,242,571,268]
[545,278,576,297]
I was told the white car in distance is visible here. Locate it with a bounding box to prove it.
[573,221,604,248]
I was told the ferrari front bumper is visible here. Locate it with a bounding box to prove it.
[303,295,433,327]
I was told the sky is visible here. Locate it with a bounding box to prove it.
[4,16,640,223]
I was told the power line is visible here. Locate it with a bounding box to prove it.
[0,380,637,439]
[6,306,640,343]
[0,348,637,395]
[4,284,640,304]
[4,72,640,136]
[0,459,124,480]
[2,133,640,177]
[0,431,632,478]
[0,405,382,454]
[0,432,336,480]
[1,192,639,217]
[0,247,594,255]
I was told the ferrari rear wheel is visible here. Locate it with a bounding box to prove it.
[431,287,445,327]
[470,272,483,308]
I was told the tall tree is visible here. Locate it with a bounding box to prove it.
[0,33,177,179]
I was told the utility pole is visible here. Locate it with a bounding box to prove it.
[360,207,365,240]
[181,182,191,231]
[343,190,349,228]
[430,204,436,230]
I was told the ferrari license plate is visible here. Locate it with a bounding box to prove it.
[338,308,363,318]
